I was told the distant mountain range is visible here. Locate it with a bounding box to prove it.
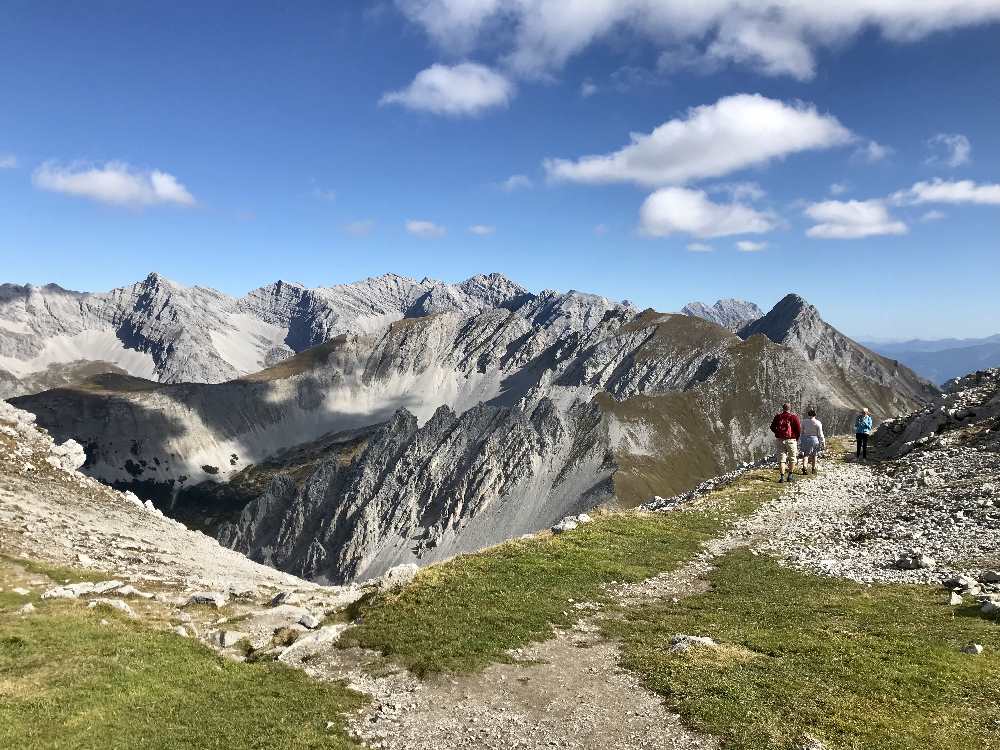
[680,298,763,331]
[6,273,934,583]
[860,334,1000,385]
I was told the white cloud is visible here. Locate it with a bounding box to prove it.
[736,240,767,252]
[854,140,892,163]
[829,182,848,195]
[406,219,447,238]
[380,62,514,116]
[710,181,766,202]
[640,186,776,239]
[468,224,495,235]
[313,187,337,202]
[580,80,598,98]
[0,154,16,169]
[499,174,532,191]
[893,179,1000,205]
[544,94,852,188]
[804,199,907,239]
[926,133,971,167]
[394,1,1000,79]
[32,161,195,207]
[920,209,946,222]
[344,220,376,236]
[686,242,714,252]
[706,18,816,79]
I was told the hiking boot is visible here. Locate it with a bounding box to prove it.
[811,467,817,474]
[778,475,785,483]
[787,473,795,482]
[802,467,808,475]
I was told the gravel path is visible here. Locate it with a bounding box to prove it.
[743,458,999,585]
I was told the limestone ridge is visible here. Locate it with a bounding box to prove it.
[219,399,612,583]
[9,283,934,584]
[738,294,937,402]
[681,298,763,331]
[0,271,530,395]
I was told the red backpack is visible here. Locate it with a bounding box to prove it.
[773,413,796,439]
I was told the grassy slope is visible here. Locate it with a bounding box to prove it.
[606,550,1000,750]
[0,566,364,750]
[342,467,784,675]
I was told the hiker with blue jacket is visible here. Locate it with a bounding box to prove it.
[855,407,873,461]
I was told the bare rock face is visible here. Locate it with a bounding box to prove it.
[681,298,763,331]
[0,272,529,394]
[738,294,937,402]
[219,399,613,583]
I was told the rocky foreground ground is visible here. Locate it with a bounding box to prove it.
[2,370,999,749]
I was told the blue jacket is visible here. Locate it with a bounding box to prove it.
[855,414,873,434]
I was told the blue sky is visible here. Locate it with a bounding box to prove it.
[2,1,999,339]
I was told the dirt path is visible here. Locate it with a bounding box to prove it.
[282,467,875,750]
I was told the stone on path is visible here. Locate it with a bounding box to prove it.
[88,598,134,616]
[669,634,718,652]
[185,591,227,608]
[961,643,984,655]
[210,630,249,649]
[376,564,419,592]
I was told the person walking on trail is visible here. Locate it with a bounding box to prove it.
[855,407,874,461]
[799,408,826,475]
[770,403,802,483]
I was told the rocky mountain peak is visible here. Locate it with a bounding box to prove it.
[740,293,817,341]
[681,298,763,331]
[739,294,936,401]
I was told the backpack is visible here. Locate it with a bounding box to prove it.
[774,413,795,439]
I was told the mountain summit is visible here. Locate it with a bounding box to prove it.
[738,294,936,401]
[681,298,763,331]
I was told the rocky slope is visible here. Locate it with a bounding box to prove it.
[0,272,528,393]
[681,298,762,331]
[11,285,931,583]
[738,293,936,402]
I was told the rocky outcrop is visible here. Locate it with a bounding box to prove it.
[873,368,1000,459]
[681,298,763,331]
[738,294,937,402]
[219,399,613,583]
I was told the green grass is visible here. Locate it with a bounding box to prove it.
[606,550,1000,750]
[0,553,110,585]
[343,468,788,675]
[0,593,365,749]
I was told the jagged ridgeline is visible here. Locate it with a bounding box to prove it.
[6,273,935,584]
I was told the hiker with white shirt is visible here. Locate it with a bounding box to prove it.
[798,408,826,475]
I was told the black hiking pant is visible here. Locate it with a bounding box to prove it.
[855,433,869,459]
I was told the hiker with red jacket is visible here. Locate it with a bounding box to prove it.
[770,403,802,483]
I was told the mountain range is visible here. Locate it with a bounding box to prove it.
[4,273,935,583]
[860,334,1000,385]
